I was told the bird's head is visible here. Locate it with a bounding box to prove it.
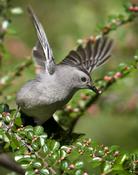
[70,68,101,94]
[56,65,100,94]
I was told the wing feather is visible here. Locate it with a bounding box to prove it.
[60,36,113,73]
[28,6,55,74]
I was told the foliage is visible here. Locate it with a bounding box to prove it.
[0,105,138,175]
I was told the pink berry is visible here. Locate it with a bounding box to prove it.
[104,75,112,81]
[114,72,122,79]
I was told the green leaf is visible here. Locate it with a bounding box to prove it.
[91,157,102,168]
[40,169,50,175]
[61,161,69,171]
[75,161,84,169]
[47,140,60,152]
[75,170,83,175]
[24,125,34,132]
[14,113,22,126]
[42,145,49,153]
[32,161,42,168]
[25,170,35,175]
[103,161,112,174]
[34,126,44,136]
[0,104,9,113]
[15,155,32,164]
[32,140,40,151]
[27,131,34,140]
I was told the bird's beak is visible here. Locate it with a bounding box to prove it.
[88,84,102,94]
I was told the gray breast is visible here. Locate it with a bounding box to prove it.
[16,77,75,123]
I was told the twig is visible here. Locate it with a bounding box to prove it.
[0,58,32,93]
[100,13,136,35]
[77,10,137,44]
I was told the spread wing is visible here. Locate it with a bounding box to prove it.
[28,7,55,74]
[60,36,113,73]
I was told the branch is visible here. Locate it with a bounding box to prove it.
[0,58,32,93]
[77,5,137,43]
[0,153,25,175]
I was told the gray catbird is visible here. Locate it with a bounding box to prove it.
[16,7,113,124]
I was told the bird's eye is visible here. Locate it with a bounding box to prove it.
[81,77,87,82]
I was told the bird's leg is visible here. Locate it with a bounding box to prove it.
[42,117,66,139]
[20,113,66,139]
[20,111,37,126]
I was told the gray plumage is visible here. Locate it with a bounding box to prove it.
[16,7,113,124]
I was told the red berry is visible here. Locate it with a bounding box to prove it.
[114,72,122,79]
[2,112,10,117]
[128,6,138,12]
[69,164,75,169]
[81,94,89,100]
[104,75,112,81]
[65,105,73,112]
